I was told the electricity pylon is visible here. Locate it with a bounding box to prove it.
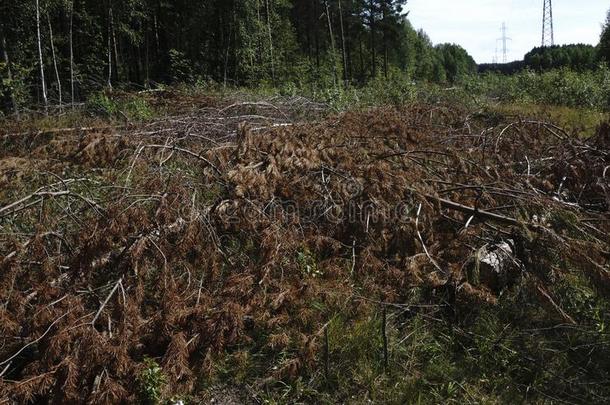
[497,22,511,63]
[542,0,554,47]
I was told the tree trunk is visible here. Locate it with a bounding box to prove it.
[253,0,261,72]
[69,0,75,105]
[359,38,364,81]
[221,14,230,87]
[382,1,388,79]
[313,0,320,69]
[107,5,113,89]
[36,0,49,109]
[144,24,150,88]
[47,13,62,108]
[369,0,376,78]
[325,1,338,88]
[265,0,275,84]
[153,13,159,57]
[0,23,19,117]
[338,0,348,87]
[110,7,119,81]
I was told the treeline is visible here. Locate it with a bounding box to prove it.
[0,0,476,113]
[479,44,599,74]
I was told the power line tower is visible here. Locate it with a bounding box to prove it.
[542,0,554,47]
[497,22,511,63]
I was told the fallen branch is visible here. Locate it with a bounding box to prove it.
[0,190,104,218]
[0,311,71,366]
[536,284,577,325]
[421,193,524,228]
[91,277,123,327]
[415,203,445,274]
[140,144,222,175]
[2,124,120,138]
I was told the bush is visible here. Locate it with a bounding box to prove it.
[461,66,610,110]
[137,357,167,404]
[86,92,119,116]
[169,49,195,84]
[86,92,153,120]
[0,61,32,114]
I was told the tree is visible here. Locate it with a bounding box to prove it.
[0,0,482,114]
[0,21,19,116]
[69,0,75,104]
[47,12,62,107]
[599,8,610,63]
[36,0,48,108]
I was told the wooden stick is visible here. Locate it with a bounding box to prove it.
[422,194,523,227]
[382,306,388,372]
[324,325,330,381]
[91,278,123,327]
[0,311,71,366]
[141,144,221,175]
[415,203,445,273]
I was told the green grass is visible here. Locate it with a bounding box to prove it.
[489,102,608,138]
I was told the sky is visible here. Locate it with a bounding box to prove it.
[406,0,609,64]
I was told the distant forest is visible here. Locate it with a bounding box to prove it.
[1,1,610,113]
[0,0,476,111]
[479,44,599,74]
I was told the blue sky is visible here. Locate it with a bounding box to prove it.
[407,0,609,63]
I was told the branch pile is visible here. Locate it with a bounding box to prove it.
[0,97,608,402]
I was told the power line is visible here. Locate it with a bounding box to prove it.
[542,0,554,47]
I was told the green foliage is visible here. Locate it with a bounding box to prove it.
[0,61,31,113]
[123,97,153,120]
[599,8,610,63]
[314,70,416,111]
[481,44,599,74]
[86,92,119,116]
[525,44,598,71]
[86,92,153,120]
[296,247,321,277]
[435,43,477,82]
[0,0,489,114]
[137,357,167,405]
[462,66,610,110]
[169,49,195,84]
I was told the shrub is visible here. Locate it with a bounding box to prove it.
[137,357,167,404]
[86,92,153,120]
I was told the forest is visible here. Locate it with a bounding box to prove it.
[1,2,610,405]
[0,0,478,111]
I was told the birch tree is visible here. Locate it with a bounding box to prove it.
[265,0,276,84]
[47,13,62,107]
[107,4,113,89]
[69,0,75,105]
[338,0,348,86]
[36,0,48,108]
[324,0,338,88]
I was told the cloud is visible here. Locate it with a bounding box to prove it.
[407,0,609,63]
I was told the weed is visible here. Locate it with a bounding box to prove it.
[137,357,167,405]
[86,92,119,117]
[297,247,321,278]
[86,92,154,120]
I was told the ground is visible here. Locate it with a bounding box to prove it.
[0,89,609,404]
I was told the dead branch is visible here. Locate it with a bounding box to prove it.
[91,278,123,327]
[140,144,221,175]
[0,311,71,367]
